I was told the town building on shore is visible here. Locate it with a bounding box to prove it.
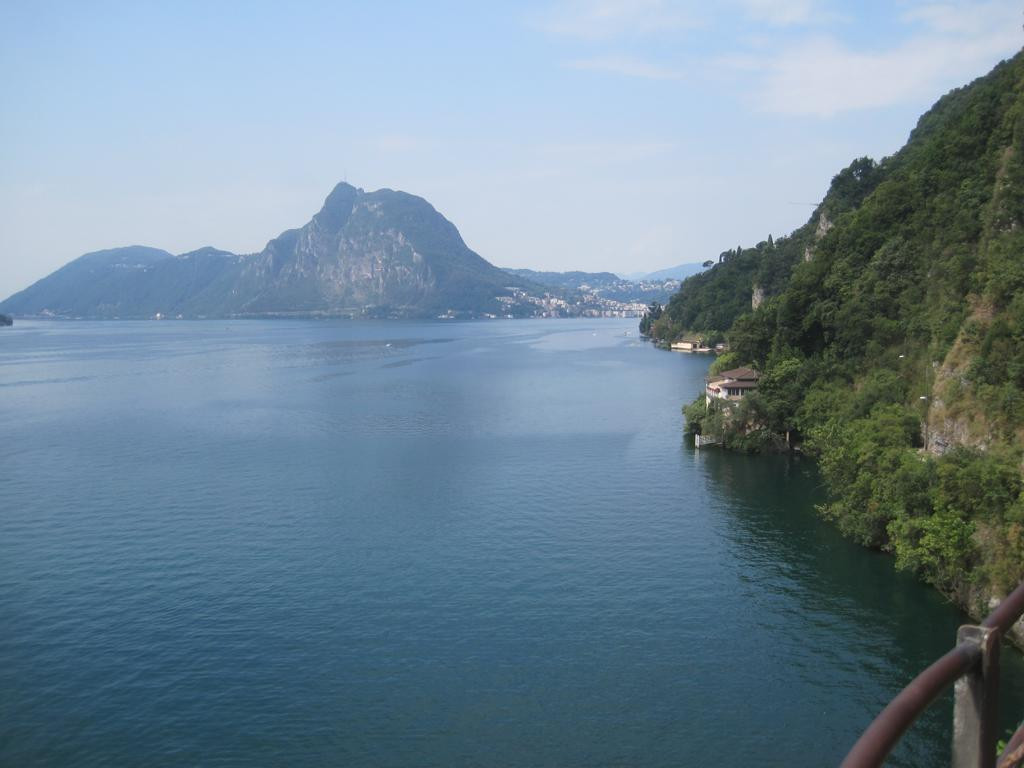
[671,337,713,353]
[705,367,760,405]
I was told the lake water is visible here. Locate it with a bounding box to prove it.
[1,318,1021,766]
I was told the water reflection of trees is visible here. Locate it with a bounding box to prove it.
[692,446,1024,766]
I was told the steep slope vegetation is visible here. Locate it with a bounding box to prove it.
[647,156,884,342]
[662,51,1024,626]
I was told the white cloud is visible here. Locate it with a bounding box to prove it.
[736,1,1022,116]
[538,0,702,39]
[538,0,837,38]
[900,0,1020,37]
[565,55,685,80]
[736,0,824,26]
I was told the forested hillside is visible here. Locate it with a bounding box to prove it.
[659,50,1024,629]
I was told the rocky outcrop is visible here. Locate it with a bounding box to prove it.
[0,313,11,326]
[815,210,833,238]
[923,375,992,456]
[922,401,990,455]
[922,302,998,455]
[751,284,765,310]
[803,211,833,262]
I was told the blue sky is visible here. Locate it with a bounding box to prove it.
[0,0,1021,296]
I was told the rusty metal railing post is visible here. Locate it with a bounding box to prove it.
[842,582,1024,766]
[953,625,1000,768]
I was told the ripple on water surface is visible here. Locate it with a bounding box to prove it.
[1,319,1022,767]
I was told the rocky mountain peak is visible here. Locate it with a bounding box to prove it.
[313,182,360,232]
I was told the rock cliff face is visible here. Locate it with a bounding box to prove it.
[923,329,994,457]
[0,183,536,318]
[802,212,832,262]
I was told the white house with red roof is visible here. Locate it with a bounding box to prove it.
[705,367,760,405]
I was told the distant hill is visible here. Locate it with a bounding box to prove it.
[504,269,625,291]
[0,184,540,319]
[0,246,178,319]
[641,263,707,281]
[619,263,706,282]
[504,268,680,304]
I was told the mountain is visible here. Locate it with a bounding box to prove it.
[504,267,672,298]
[638,263,707,281]
[655,50,1024,632]
[0,184,539,319]
[619,263,706,281]
[0,246,177,318]
[504,268,682,304]
[503,268,623,291]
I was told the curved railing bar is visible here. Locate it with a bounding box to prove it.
[840,580,1024,767]
[983,581,1024,634]
[839,643,980,767]
[999,722,1024,768]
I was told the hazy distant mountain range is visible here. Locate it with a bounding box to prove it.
[503,268,623,291]
[0,184,544,319]
[503,268,682,304]
[618,263,706,282]
[0,182,692,319]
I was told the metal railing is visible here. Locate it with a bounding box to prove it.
[841,580,1024,768]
